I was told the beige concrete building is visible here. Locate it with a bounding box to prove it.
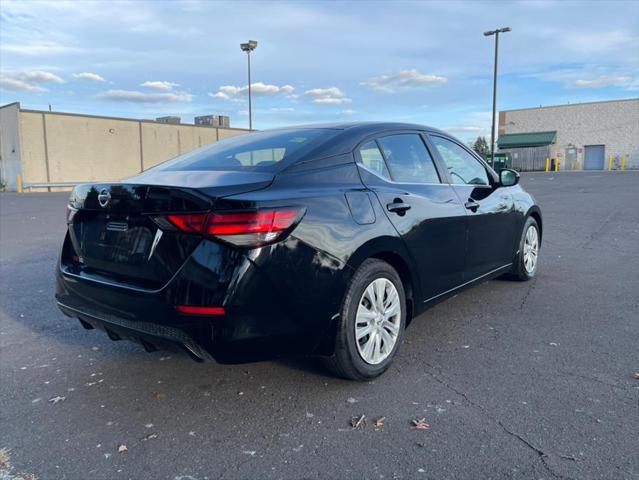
[0,102,249,191]
[497,98,639,171]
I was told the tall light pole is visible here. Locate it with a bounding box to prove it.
[484,27,510,166]
[240,40,258,130]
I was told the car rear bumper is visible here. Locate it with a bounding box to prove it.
[55,234,349,362]
[57,301,215,361]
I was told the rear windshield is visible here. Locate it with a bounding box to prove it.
[158,128,339,172]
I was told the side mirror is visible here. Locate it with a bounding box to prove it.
[499,168,519,187]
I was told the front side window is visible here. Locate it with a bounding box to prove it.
[376,134,440,184]
[430,135,489,186]
[359,140,391,180]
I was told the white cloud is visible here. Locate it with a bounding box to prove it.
[249,83,280,95]
[573,75,637,89]
[0,76,46,93]
[530,68,639,91]
[304,87,344,98]
[209,91,232,100]
[444,111,493,140]
[361,69,447,92]
[340,109,356,116]
[73,72,106,82]
[0,42,82,56]
[270,107,295,112]
[141,80,179,90]
[559,30,634,55]
[97,89,192,103]
[18,70,64,84]
[447,126,484,133]
[304,87,352,105]
[209,83,295,101]
[0,70,64,92]
[314,97,352,105]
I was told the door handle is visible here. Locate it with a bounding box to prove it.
[387,199,411,214]
[464,199,480,212]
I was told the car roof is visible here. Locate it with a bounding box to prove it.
[268,122,453,163]
[269,121,447,135]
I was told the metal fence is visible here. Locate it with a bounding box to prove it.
[21,181,82,192]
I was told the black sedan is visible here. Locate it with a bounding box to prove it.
[55,122,542,380]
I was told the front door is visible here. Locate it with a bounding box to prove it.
[428,134,519,281]
[356,133,467,302]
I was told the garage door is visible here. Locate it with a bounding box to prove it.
[584,145,605,170]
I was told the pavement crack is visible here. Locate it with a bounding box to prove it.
[578,209,619,249]
[423,364,577,479]
[557,369,627,391]
[519,277,538,311]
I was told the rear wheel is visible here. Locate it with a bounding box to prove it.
[323,259,406,380]
[509,216,540,281]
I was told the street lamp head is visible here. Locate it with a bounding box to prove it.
[240,40,258,52]
[484,27,511,36]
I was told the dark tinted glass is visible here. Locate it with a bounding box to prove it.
[377,134,440,183]
[159,128,338,172]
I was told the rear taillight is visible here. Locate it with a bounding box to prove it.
[165,213,207,234]
[163,207,304,247]
[176,305,225,316]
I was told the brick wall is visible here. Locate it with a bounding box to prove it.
[500,99,639,170]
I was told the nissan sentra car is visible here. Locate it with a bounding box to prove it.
[55,122,542,380]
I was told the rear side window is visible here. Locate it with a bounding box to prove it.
[430,135,489,186]
[359,141,391,180]
[377,134,440,184]
[158,128,338,172]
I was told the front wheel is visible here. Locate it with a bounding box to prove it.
[323,259,406,381]
[510,216,540,281]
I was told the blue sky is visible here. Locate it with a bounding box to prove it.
[1,0,637,141]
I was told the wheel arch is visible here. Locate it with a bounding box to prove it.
[526,206,543,243]
[345,236,420,326]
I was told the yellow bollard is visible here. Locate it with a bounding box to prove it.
[607,155,612,171]
[17,174,23,193]
[554,159,559,172]
[621,155,625,171]
[545,158,550,172]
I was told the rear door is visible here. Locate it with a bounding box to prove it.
[356,132,467,302]
[427,134,518,280]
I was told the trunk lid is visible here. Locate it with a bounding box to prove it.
[64,171,273,289]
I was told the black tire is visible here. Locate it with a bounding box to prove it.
[323,259,406,381]
[509,216,540,281]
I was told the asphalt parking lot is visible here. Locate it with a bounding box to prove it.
[1,172,638,480]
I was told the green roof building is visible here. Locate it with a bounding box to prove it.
[497,99,638,171]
